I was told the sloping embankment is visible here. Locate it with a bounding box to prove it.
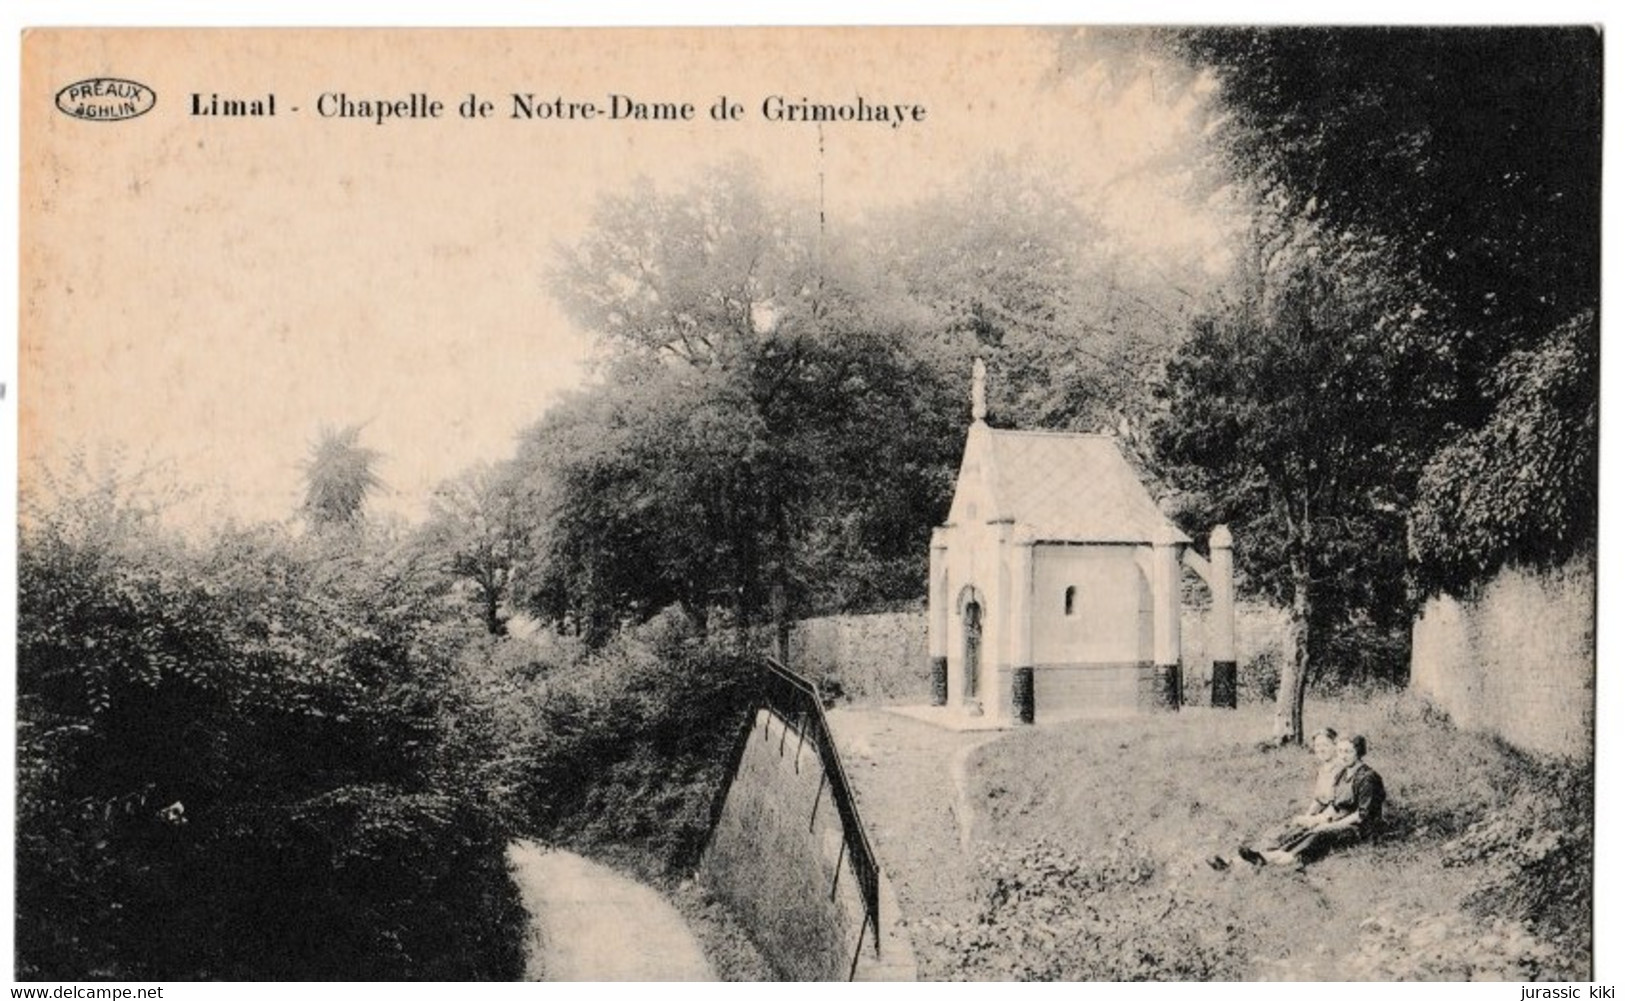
[700,707,915,981]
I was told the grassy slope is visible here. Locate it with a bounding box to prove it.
[839,694,1590,980]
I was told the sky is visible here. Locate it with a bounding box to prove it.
[19,26,1229,527]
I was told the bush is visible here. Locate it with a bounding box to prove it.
[520,637,758,878]
[16,482,524,980]
[941,839,1251,980]
[1238,648,1280,703]
[1440,757,1592,974]
[1344,909,1566,981]
[1313,618,1411,692]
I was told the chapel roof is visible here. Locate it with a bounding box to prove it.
[976,427,1191,545]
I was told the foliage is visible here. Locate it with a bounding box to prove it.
[876,693,1589,981]
[517,159,1197,644]
[864,160,1193,441]
[518,165,987,641]
[16,469,524,980]
[1176,26,1600,388]
[1152,27,1599,723]
[419,461,527,635]
[302,423,384,529]
[1153,213,1422,738]
[943,839,1249,980]
[1410,312,1598,597]
[1237,647,1280,703]
[1172,25,1601,605]
[1440,757,1592,966]
[515,628,759,877]
[1344,910,1569,981]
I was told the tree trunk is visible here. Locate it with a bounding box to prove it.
[482,584,507,637]
[732,476,758,656]
[1274,548,1313,745]
[770,507,792,666]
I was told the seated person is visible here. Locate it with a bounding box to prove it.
[1211,727,1341,871]
[1245,734,1385,867]
[1289,727,1344,828]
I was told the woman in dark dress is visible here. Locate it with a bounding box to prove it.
[1251,734,1386,867]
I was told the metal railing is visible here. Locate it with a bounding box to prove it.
[708,657,883,975]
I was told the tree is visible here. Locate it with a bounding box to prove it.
[1410,311,1598,595]
[510,364,754,644]
[1155,210,1423,743]
[1175,27,1599,359]
[301,424,383,529]
[18,464,523,979]
[527,158,1219,647]
[865,160,1195,441]
[1173,26,1601,593]
[509,330,964,645]
[525,164,972,644]
[421,462,525,636]
[1151,27,1601,733]
[547,161,814,370]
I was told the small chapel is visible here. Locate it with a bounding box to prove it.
[927,361,1238,723]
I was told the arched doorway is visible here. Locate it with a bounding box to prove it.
[962,598,982,702]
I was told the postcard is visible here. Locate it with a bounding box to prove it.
[16,27,1601,983]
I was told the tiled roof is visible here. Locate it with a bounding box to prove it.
[983,429,1189,544]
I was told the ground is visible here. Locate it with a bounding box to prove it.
[506,840,713,981]
[828,693,1588,981]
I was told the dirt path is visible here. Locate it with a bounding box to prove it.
[825,707,1008,980]
[506,840,714,981]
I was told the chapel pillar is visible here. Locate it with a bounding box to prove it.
[1009,529,1036,725]
[1150,524,1183,710]
[928,528,949,706]
[1209,525,1238,709]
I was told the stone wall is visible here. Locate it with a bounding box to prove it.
[1410,554,1595,760]
[700,708,915,980]
[1181,598,1290,702]
[787,611,929,705]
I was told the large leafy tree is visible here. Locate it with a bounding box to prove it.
[1174,26,1601,583]
[511,331,963,645]
[1155,211,1423,742]
[17,460,522,979]
[867,162,1195,444]
[1177,27,1599,360]
[420,461,525,636]
[1155,28,1600,739]
[524,159,1201,645]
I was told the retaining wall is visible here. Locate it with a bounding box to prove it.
[700,708,915,981]
[794,602,1288,709]
[1410,554,1595,760]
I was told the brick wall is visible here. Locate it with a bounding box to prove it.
[1410,553,1595,760]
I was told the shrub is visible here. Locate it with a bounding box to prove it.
[1344,909,1566,981]
[16,484,524,980]
[520,638,758,878]
[941,839,1251,980]
[1440,757,1592,974]
[1238,648,1280,703]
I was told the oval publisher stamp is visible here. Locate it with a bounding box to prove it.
[55,78,156,121]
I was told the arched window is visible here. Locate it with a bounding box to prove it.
[1064,585,1078,617]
